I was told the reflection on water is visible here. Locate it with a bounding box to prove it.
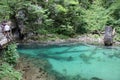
[17,43,120,80]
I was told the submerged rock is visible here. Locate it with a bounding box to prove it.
[90,77,103,80]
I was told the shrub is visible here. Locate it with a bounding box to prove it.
[57,25,75,37]
[0,63,22,80]
[82,0,113,32]
[3,43,19,64]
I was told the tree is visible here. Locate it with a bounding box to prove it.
[82,0,113,33]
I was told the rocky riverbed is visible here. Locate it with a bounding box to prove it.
[15,55,89,80]
[15,55,56,80]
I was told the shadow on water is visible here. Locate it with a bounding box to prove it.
[79,47,99,64]
[37,53,74,61]
[49,70,103,80]
[79,54,93,64]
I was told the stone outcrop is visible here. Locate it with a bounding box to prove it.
[0,22,14,48]
[0,26,8,48]
[104,26,113,46]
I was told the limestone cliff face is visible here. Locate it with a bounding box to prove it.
[11,10,27,40]
[10,23,25,40]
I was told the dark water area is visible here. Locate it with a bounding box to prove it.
[17,43,120,80]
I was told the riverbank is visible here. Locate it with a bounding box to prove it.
[19,34,120,46]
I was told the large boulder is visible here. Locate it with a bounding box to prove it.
[104,26,113,46]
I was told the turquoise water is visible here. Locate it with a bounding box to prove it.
[18,43,120,80]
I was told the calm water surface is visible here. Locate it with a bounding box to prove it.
[17,43,120,80]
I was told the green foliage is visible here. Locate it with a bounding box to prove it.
[0,63,22,80]
[64,0,79,6]
[0,0,30,21]
[0,0,12,20]
[56,34,69,39]
[0,0,120,39]
[57,25,75,36]
[54,4,67,13]
[24,3,54,34]
[110,0,120,26]
[114,27,120,41]
[78,0,91,8]
[36,29,48,35]
[3,43,19,64]
[46,0,85,34]
[82,0,113,32]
